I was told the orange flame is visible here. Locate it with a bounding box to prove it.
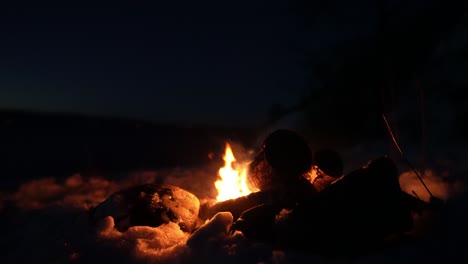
[215,143,255,202]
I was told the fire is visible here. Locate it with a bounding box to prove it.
[215,143,255,202]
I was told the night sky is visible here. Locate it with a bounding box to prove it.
[0,1,313,126]
[1,1,466,127]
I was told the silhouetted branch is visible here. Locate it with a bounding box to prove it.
[382,113,433,199]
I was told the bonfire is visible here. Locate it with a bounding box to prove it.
[4,129,461,264]
[88,129,438,258]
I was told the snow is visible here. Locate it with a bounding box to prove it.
[399,169,465,203]
[0,165,466,264]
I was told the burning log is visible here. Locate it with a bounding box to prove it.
[201,191,274,221]
[202,129,315,221]
[89,184,200,233]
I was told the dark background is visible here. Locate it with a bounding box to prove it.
[1,0,467,190]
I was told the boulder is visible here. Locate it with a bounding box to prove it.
[90,184,200,232]
[248,129,313,191]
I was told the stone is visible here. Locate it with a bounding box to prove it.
[247,129,313,190]
[90,184,200,232]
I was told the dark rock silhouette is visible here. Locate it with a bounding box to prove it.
[313,149,344,178]
[248,129,313,191]
[277,156,414,255]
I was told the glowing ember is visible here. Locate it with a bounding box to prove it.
[215,143,255,202]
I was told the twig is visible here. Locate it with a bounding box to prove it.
[412,190,422,202]
[382,114,433,199]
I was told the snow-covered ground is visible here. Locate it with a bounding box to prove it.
[1,156,466,264]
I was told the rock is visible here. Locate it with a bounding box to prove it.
[313,149,344,177]
[90,184,200,232]
[230,204,279,242]
[280,156,414,254]
[248,129,313,190]
[232,156,416,255]
[263,129,312,176]
[247,150,273,191]
[187,212,234,247]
